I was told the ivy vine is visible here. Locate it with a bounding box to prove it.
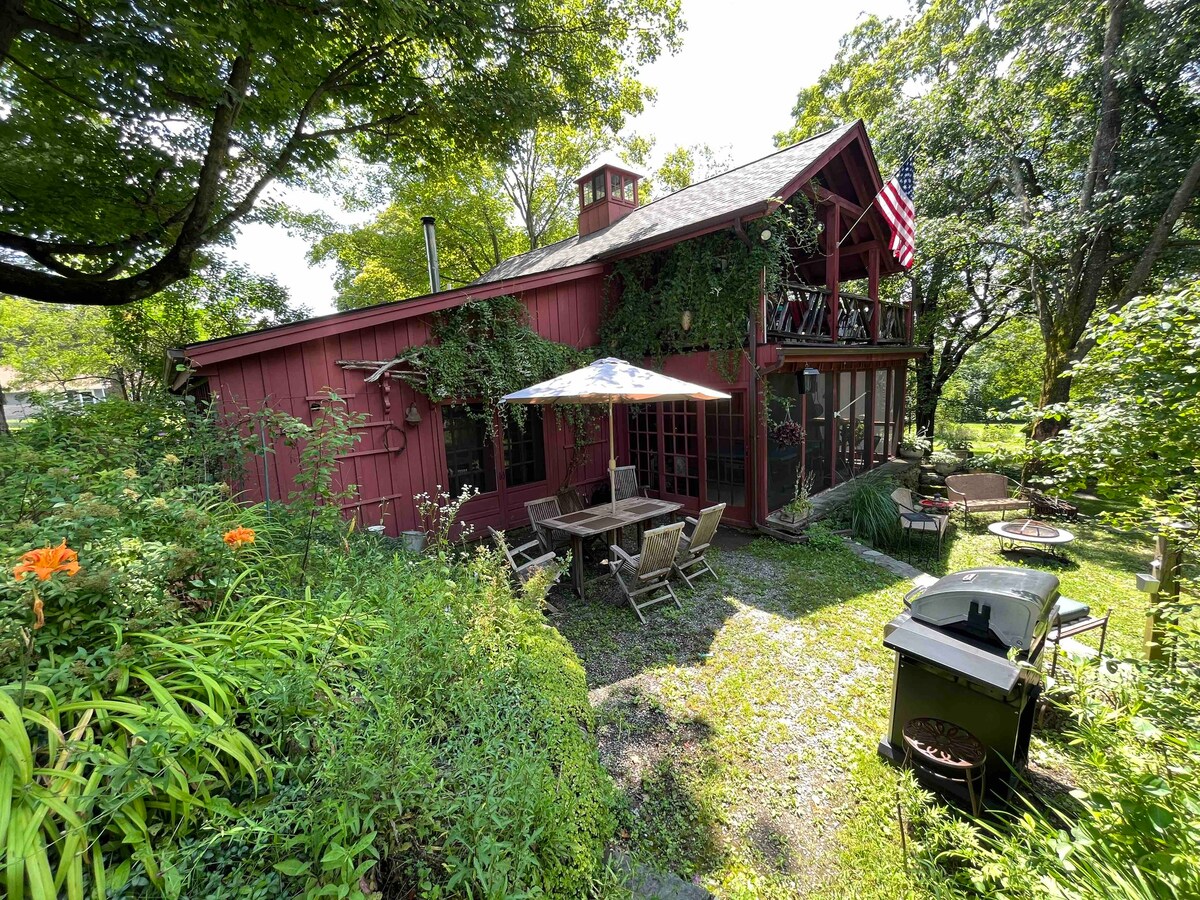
[395,295,598,446]
[601,200,819,381]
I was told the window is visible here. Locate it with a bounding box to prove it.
[443,405,495,496]
[611,172,623,199]
[705,394,746,506]
[592,172,606,201]
[623,178,635,202]
[583,181,594,205]
[662,400,699,497]
[628,404,659,494]
[503,409,546,486]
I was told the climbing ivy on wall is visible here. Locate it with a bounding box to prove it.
[600,200,819,380]
[396,295,596,439]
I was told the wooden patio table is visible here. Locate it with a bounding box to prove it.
[538,496,683,599]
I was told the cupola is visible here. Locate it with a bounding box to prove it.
[576,162,641,236]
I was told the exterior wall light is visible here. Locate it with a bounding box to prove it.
[798,367,820,395]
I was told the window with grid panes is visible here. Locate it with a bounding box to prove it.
[628,405,659,494]
[503,408,546,486]
[442,405,496,495]
[704,394,746,506]
[662,400,699,497]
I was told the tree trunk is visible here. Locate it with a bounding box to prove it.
[1032,342,1073,440]
[913,353,937,438]
[0,379,9,434]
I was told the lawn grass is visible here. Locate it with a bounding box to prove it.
[548,509,1152,898]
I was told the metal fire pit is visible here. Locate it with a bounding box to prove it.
[989,519,1075,560]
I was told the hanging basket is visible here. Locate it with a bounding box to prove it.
[773,419,804,447]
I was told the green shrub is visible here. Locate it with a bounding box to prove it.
[1,398,617,899]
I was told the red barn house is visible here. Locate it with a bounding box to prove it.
[176,121,923,535]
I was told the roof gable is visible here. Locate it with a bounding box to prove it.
[473,121,864,285]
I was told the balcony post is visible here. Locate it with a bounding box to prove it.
[905,289,914,343]
[868,247,880,344]
[825,204,840,342]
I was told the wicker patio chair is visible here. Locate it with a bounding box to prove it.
[944,474,1031,519]
[892,487,950,554]
[673,503,726,588]
[608,521,685,624]
[613,465,648,501]
[524,496,569,554]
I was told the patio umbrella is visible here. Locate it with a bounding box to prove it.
[502,357,730,511]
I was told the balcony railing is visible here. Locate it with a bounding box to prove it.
[766,283,910,345]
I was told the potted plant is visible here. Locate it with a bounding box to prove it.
[779,470,816,525]
[929,449,960,476]
[898,434,931,461]
[948,437,973,462]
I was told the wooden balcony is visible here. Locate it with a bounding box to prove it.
[766,282,911,346]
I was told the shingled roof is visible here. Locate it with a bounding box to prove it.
[473,122,858,286]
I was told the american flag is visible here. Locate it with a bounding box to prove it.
[877,157,916,269]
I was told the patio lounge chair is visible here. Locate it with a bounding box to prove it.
[613,465,648,501]
[609,521,686,624]
[525,496,569,554]
[673,502,726,588]
[892,487,950,554]
[944,473,1031,519]
[488,527,560,612]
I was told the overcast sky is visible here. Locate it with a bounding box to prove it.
[226,0,910,316]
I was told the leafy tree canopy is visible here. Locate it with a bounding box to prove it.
[1049,280,1200,519]
[782,0,1200,435]
[0,260,304,397]
[0,0,683,306]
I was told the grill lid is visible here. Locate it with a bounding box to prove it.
[907,567,1059,650]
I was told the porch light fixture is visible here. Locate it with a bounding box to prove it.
[760,228,772,242]
[797,367,820,396]
[815,221,825,233]
[404,402,422,426]
[680,309,693,332]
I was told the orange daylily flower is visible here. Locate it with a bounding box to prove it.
[13,541,80,582]
[223,527,256,548]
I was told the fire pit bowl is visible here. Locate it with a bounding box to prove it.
[988,519,1074,560]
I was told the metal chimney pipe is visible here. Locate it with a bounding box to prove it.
[421,216,441,293]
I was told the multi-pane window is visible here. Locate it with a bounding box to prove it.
[662,400,700,497]
[443,405,496,496]
[503,409,546,487]
[628,405,659,495]
[705,394,746,506]
[591,172,606,202]
[623,178,635,202]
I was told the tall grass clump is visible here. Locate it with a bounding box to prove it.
[847,479,902,550]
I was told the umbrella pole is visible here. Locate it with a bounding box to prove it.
[609,402,617,513]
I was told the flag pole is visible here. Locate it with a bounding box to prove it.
[835,151,917,249]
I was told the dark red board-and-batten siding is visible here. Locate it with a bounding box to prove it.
[199,275,615,536]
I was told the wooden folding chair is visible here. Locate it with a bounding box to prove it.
[608,521,685,624]
[673,503,725,588]
[524,495,568,554]
[613,465,647,501]
[488,527,560,610]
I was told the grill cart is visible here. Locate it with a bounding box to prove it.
[879,568,1059,797]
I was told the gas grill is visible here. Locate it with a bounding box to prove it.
[878,568,1060,794]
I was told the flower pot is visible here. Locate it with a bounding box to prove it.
[366,525,387,537]
[953,448,972,462]
[899,447,924,461]
[400,530,427,553]
[778,508,811,526]
[933,461,959,476]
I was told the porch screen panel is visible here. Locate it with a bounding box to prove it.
[503,408,546,487]
[704,394,746,507]
[874,369,890,464]
[805,371,832,495]
[890,366,905,457]
[662,400,699,498]
[766,373,802,512]
[443,404,496,496]
[628,405,659,494]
